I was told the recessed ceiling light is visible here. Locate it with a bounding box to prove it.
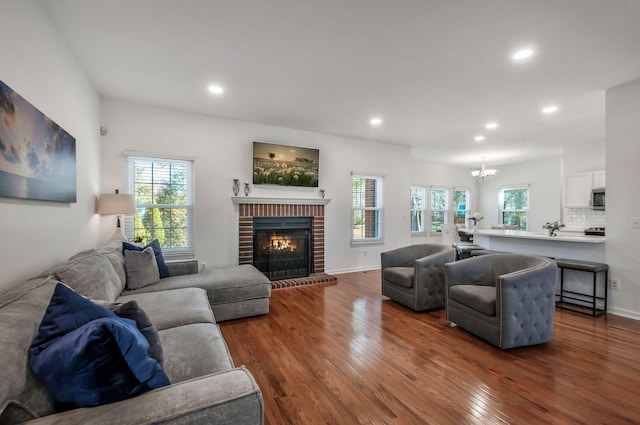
[370,117,382,126]
[208,85,224,95]
[474,135,485,142]
[542,105,558,114]
[512,48,534,61]
[485,122,498,130]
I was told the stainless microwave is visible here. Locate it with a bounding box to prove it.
[592,188,605,210]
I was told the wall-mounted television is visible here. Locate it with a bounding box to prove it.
[253,141,319,187]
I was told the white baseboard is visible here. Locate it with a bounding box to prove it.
[326,266,380,275]
[607,307,640,320]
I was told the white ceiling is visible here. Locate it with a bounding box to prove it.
[42,0,640,167]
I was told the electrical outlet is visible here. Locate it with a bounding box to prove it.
[611,279,620,290]
[200,262,207,272]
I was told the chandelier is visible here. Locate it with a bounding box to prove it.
[471,164,497,181]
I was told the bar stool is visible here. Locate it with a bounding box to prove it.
[555,258,608,317]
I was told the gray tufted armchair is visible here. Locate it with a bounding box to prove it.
[445,254,557,349]
[381,244,455,311]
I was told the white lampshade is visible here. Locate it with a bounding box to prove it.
[97,192,136,215]
[97,190,137,242]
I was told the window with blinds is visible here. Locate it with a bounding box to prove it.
[351,174,384,244]
[126,156,194,259]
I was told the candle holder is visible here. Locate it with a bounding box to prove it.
[244,183,251,196]
[233,179,240,196]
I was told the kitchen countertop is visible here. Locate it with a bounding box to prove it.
[472,229,605,243]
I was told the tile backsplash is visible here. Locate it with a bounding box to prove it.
[564,208,606,230]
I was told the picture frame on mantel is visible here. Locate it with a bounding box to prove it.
[0,80,76,203]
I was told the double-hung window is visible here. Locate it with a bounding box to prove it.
[500,186,529,230]
[127,156,194,259]
[430,187,448,232]
[411,186,472,234]
[453,189,470,226]
[351,174,383,243]
[410,186,426,233]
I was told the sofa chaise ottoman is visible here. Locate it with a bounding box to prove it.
[99,242,272,322]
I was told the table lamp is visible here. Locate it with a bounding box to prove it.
[97,189,136,241]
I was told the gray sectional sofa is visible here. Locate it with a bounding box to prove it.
[0,242,271,425]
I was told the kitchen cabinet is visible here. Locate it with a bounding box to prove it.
[564,172,593,207]
[563,170,606,208]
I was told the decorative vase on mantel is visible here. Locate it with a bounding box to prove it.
[244,183,250,196]
[233,179,240,196]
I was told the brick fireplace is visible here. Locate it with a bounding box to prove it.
[234,198,329,279]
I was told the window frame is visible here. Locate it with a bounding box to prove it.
[410,186,473,235]
[351,173,384,245]
[499,185,529,231]
[410,186,426,234]
[452,188,471,227]
[429,187,449,234]
[126,155,195,259]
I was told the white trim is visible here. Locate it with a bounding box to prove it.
[607,307,640,320]
[328,266,381,275]
[232,196,331,205]
[121,150,196,162]
[351,171,386,178]
[500,183,531,189]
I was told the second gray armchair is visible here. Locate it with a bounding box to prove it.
[445,254,557,349]
[381,244,455,311]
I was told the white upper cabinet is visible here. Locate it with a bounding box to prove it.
[564,172,593,207]
[563,170,606,207]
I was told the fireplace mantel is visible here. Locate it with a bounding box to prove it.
[232,196,331,205]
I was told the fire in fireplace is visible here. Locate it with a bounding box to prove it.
[253,217,312,280]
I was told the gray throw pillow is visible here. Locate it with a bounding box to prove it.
[124,247,160,290]
[112,301,164,365]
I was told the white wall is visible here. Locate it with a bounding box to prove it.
[410,161,477,244]
[562,141,606,175]
[475,157,563,232]
[605,79,640,319]
[0,1,101,292]
[99,99,412,274]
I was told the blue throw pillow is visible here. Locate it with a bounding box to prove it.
[29,284,170,410]
[123,239,170,278]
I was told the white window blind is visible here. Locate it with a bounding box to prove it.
[125,156,195,259]
[351,174,384,244]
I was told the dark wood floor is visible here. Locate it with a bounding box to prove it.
[220,271,640,425]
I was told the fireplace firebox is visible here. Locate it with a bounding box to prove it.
[253,217,312,280]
